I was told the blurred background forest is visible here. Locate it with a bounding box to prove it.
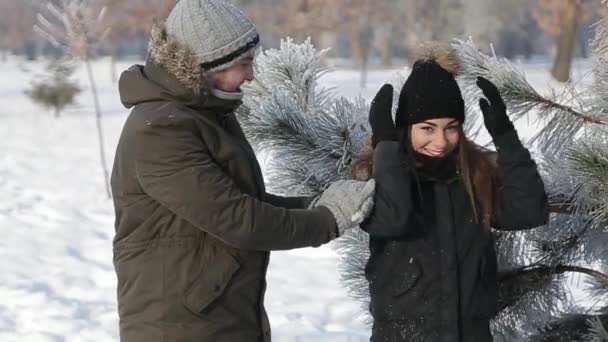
[0,0,605,83]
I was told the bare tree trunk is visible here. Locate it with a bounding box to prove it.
[360,27,374,88]
[317,31,338,66]
[350,29,364,68]
[523,33,533,61]
[551,0,580,83]
[85,59,112,199]
[430,0,444,42]
[360,47,369,89]
[377,24,392,67]
[110,48,117,84]
[402,0,417,58]
[576,26,588,59]
[317,31,338,51]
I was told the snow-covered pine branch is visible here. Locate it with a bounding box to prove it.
[453,39,608,156]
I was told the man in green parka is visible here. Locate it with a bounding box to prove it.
[110,0,376,341]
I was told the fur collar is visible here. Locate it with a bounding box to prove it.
[148,24,209,95]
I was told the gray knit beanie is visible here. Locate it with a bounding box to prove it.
[166,0,260,73]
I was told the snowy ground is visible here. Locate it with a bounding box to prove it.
[0,56,593,341]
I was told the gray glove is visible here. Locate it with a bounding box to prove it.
[310,179,376,236]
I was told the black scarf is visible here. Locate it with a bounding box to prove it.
[413,152,459,182]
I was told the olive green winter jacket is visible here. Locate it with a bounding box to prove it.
[111,25,337,342]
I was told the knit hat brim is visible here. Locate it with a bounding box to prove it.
[201,34,260,73]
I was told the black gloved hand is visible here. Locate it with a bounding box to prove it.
[369,84,398,148]
[477,76,514,138]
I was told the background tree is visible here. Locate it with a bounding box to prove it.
[35,0,112,198]
[247,0,390,86]
[100,0,176,82]
[533,0,595,82]
[461,0,529,50]
[0,0,36,61]
[0,0,601,81]
[398,0,463,49]
[25,59,81,117]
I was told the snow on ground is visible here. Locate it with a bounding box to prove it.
[0,56,593,341]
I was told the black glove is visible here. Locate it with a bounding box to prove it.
[369,84,398,148]
[477,76,514,138]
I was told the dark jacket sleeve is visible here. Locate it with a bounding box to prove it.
[492,130,549,230]
[134,115,337,251]
[264,193,314,209]
[360,141,416,237]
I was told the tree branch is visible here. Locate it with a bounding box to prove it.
[536,96,608,126]
[500,264,608,286]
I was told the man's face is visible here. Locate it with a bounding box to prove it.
[208,56,255,93]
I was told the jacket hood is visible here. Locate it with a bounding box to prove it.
[119,24,212,108]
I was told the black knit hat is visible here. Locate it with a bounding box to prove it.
[395,44,465,127]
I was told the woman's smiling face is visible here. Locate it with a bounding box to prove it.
[409,118,461,158]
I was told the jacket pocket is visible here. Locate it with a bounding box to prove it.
[393,257,423,297]
[182,249,241,316]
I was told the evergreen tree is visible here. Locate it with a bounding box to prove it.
[26,59,81,117]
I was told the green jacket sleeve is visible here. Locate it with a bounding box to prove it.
[264,193,314,209]
[134,115,337,251]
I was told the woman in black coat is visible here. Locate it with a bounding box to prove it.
[356,45,549,342]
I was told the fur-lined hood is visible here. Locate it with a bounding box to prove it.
[118,25,212,108]
[147,24,210,95]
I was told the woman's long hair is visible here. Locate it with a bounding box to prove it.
[351,126,497,226]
